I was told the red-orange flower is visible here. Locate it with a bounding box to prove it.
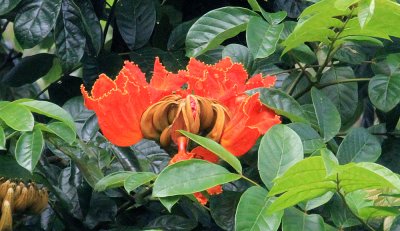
[81,57,280,204]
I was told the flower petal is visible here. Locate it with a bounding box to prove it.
[192,146,219,163]
[220,93,280,156]
[245,74,276,90]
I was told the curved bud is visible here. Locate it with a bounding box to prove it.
[0,200,13,231]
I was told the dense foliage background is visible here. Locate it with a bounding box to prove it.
[1,0,400,230]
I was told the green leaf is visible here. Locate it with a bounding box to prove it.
[74,0,102,55]
[246,17,284,59]
[320,67,358,125]
[0,102,34,131]
[222,44,254,72]
[0,126,5,150]
[368,74,400,112]
[338,162,400,193]
[94,171,136,191]
[14,0,62,48]
[0,155,32,179]
[179,130,242,174]
[124,172,157,193]
[282,207,325,231]
[258,124,304,189]
[146,215,197,231]
[0,0,22,15]
[55,0,86,72]
[358,0,375,27]
[268,157,336,213]
[36,122,76,144]
[19,100,76,132]
[358,206,400,219]
[263,11,287,25]
[159,196,181,213]
[167,19,196,51]
[15,127,44,172]
[287,123,325,154]
[311,87,341,142]
[247,88,309,123]
[185,7,258,57]
[336,127,381,164]
[116,0,156,50]
[2,53,55,87]
[152,159,240,197]
[210,191,241,230]
[299,191,334,211]
[235,186,283,231]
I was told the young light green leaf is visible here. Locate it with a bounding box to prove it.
[152,159,240,197]
[0,126,5,150]
[186,7,258,57]
[358,0,375,28]
[358,206,400,219]
[179,130,242,174]
[246,17,284,59]
[247,88,309,123]
[338,162,400,193]
[95,171,136,191]
[15,127,44,173]
[299,191,334,211]
[258,124,304,189]
[19,100,76,132]
[368,74,400,112]
[124,172,157,193]
[235,186,283,231]
[311,87,341,142]
[0,102,34,131]
[336,127,381,164]
[159,196,181,213]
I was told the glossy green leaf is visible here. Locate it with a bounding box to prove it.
[282,207,325,231]
[0,126,5,150]
[222,44,254,72]
[74,0,102,55]
[55,0,86,72]
[337,128,381,164]
[14,0,62,48]
[168,19,196,51]
[235,186,283,231]
[15,127,44,172]
[246,17,284,59]
[152,159,240,197]
[94,171,136,191]
[159,196,181,213]
[0,155,32,179]
[311,88,341,142]
[37,122,76,144]
[185,7,258,57]
[116,0,156,50]
[248,88,309,123]
[124,172,157,193]
[0,102,34,131]
[1,54,55,87]
[299,191,334,211]
[258,124,304,189]
[146,215,197,231]
[338,162,400,193]
[0,0,22,15]
[368,74,400,112]
[19,100,76,132]
[287,123,325,154]
[320,67,358,125]
[179,130,242,174]
[358,0,375,27]
[210,191,241,230]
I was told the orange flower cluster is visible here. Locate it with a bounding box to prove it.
[81,57,280,204]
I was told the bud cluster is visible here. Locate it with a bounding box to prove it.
[141,94,229,147]
[0,178,48,231]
